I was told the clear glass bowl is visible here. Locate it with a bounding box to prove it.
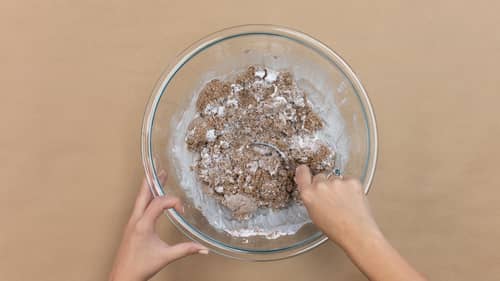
[141,25,378,261]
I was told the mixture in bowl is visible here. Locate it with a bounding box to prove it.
[185,66,336,219]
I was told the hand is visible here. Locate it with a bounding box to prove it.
[294,165,381,247]
[295,165,428,281]
[109,175,208,281]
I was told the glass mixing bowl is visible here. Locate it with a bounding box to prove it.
[141,25,377,261]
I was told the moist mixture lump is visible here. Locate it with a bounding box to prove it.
[185,66,336,219]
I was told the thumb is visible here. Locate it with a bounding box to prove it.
[163,242,208,264]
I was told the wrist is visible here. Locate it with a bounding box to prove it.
[338,225,386,256]
[328,220,385,252]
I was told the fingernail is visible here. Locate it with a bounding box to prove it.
[198,249,209,255]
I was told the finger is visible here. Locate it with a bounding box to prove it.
[142,196,183,227]
[313,173,328,184]
[133,172,167,217]
[294,165,312,191]
[163,242,208,264]
[133,178,153,217]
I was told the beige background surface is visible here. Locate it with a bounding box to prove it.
[1,0,500,280]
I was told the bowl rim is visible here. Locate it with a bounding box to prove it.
[141,24,378,261]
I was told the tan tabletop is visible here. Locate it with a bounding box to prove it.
[1,1,499,280]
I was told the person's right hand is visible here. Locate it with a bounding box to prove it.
[294,165,381,247]
[295,165,429,281]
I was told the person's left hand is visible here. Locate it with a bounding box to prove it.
[109,174,208,281]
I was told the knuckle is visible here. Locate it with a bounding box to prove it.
[158,196,179,208]
[313,174,326,181]
[151,196,163,206]
[332,179,343,186]
[169,197,181,206]
[317,182,329,190]
[154,196,171,209]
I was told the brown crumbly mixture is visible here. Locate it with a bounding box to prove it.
[185,66,336,219]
